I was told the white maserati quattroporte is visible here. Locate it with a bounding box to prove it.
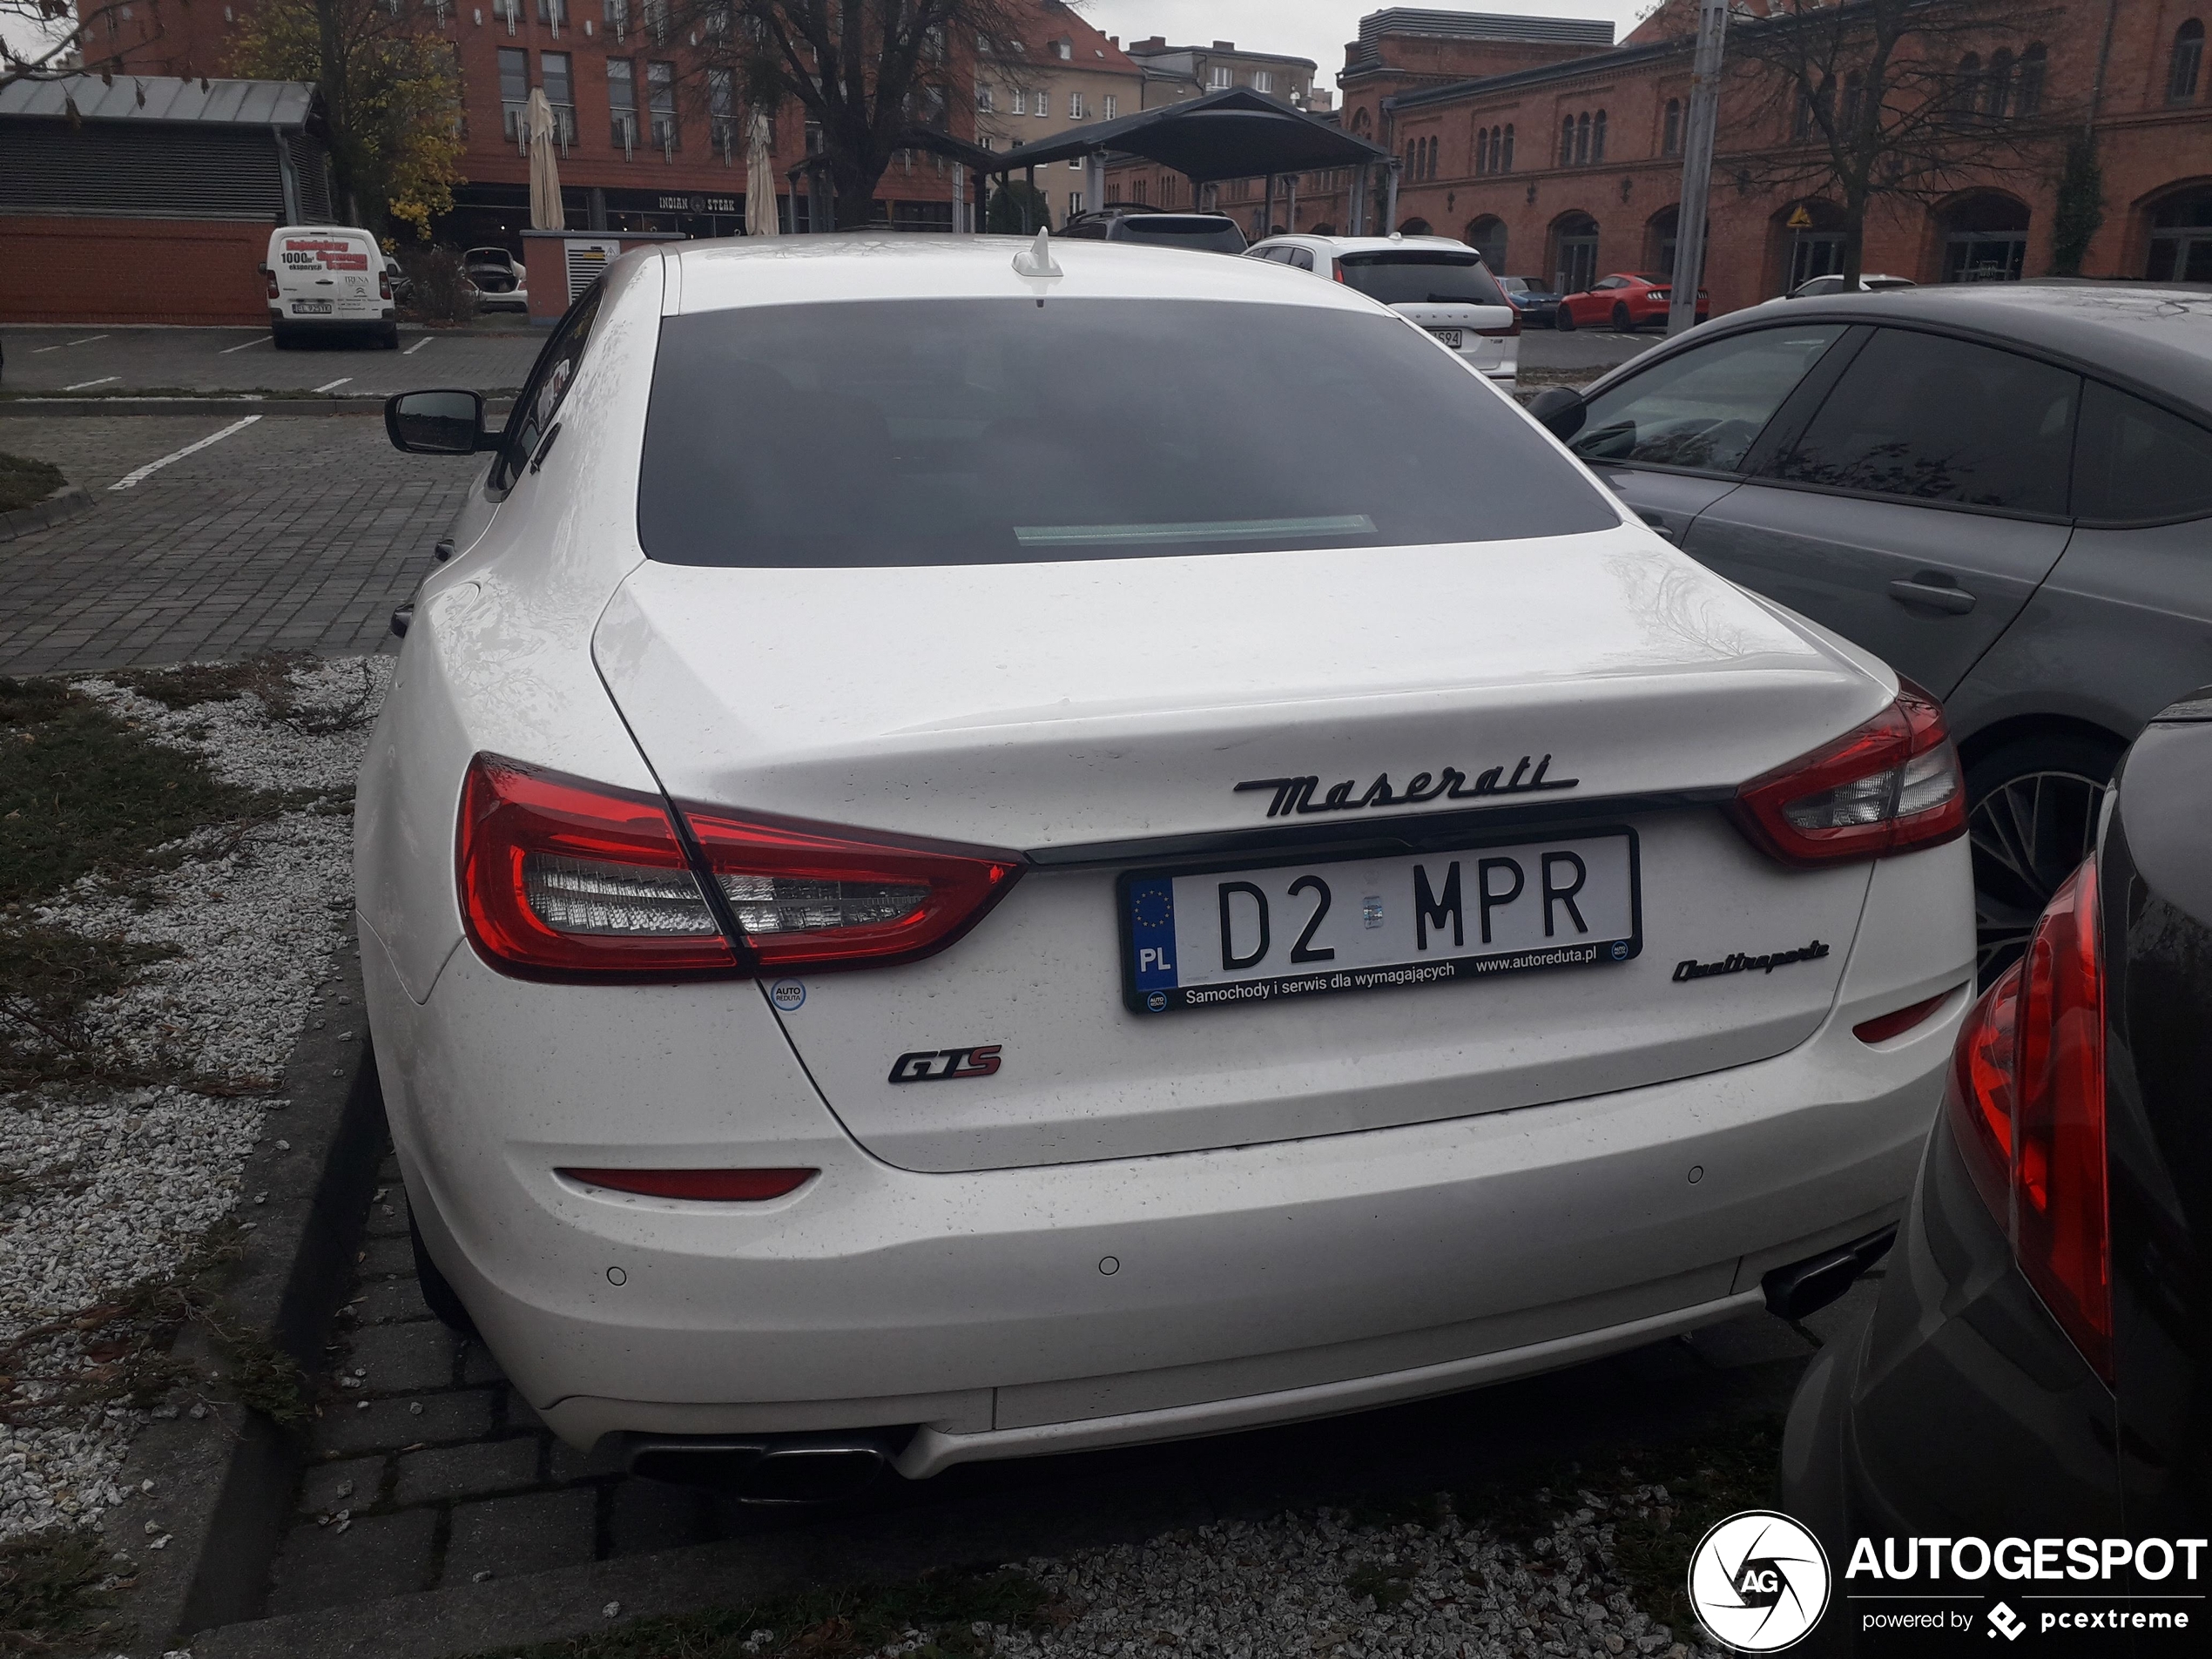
[363,234,1973,1498]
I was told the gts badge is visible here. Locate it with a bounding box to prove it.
[888,1046,1001,1084]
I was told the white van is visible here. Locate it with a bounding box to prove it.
[262,225,398,349]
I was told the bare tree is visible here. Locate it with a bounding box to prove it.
[1,0,133,91]
[664,0,1031,230]
[1723,0,2063,286]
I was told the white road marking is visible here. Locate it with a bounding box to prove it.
[109,415,263,492]
[66,334,109,347]
[403,336,432,355]
[313,377,353,393]
[219,334,271,354]
[64,376,120,391]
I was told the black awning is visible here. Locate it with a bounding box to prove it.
[984,88,1388,184]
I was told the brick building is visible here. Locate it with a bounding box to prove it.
[1146,3,2212,314]
[98,0,983,247]
[973,1,1142,226]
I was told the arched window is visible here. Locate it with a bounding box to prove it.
[1352,106,1372,136]
[1475,126,1488,174]
[1575,111,1590,165]
[2172,21,2203,104]
[1425,135,1438,180]
[1662,98,1681,157]
[1841,71,1864,132]
[2020,44,2047,116]
[1986,49,2013,118]
[1592,109,1607,161]
[1793,84,1812,140]
[1955,53,1981,117]
[1502,123,1514,171]
[1561,114,1574,166]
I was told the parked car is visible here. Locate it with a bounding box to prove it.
[1246,233,1521,387]
[371,235,1970,1500]
[1497,274,1562,327]
[384,252,415,307]
[1055,206,1246,254]
[1554,271,1709,333]
[1528,284,2212,988]
[463,246,529,313]
[1783,688,2212,1632]
[1784,272,1914,300]
[262,223,398,348]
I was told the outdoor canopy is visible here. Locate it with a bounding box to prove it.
[982,87,1389,185]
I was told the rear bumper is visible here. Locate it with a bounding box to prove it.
[367,909,1962,1464]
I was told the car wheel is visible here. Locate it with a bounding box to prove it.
[381,323,401,350]
[270,323,293,350]
[409,1207,480,1337]
[1554,305,1576,332]
[1611,302,1633,333]
[1966,732,2123,988]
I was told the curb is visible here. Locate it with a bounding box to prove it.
[110,921,387,1656]
[0,482,94,541]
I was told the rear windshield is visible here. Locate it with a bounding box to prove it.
[1337,253,1509,307]
[1116,217,1245,253]
[637,299,1615,567]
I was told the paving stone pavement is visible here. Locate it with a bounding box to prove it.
[0,415,478,676]
[266,1128,1879,1618]
[1,323,543,397]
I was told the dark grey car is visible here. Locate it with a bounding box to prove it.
[1529,285,2212,982]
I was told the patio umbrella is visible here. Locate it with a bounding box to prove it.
[527,87,564,230]
[746,111,779,237]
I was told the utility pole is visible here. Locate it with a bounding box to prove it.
[1669,0,1730,335]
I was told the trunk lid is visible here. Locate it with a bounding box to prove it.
[595,531,1891,1172]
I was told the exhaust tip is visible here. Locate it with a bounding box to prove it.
[1762,1224,1898,1322]
[626,1433,900,1503]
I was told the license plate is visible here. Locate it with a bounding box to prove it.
[293,300,333,314]
[1120,829,1640,1015]
[1428,327,1464,349]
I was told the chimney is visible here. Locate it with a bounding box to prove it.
[1212,41,1234,51]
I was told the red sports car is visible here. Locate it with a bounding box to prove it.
[1554,272,1710,332]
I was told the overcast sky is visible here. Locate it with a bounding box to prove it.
[1074,2,1666,92]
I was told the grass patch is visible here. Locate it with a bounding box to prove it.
[0,1528,130,1656]
[0,453,66,515]
[476,1567,1066,1659]
[0,923,178,1088]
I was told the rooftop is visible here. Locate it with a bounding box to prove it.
[0,74,317,129]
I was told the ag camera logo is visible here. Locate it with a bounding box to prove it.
[1688,1510,1831,1652]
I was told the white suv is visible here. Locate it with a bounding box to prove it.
[1248,233,1521,388]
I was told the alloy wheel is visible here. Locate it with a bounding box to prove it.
[1968,767,2107,988]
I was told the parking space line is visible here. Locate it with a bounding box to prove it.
[313,377,353,393]
[66,334,109,347]
[403,336,432,355]
[65,376,120,391]
[220,335,271,354]
[109,415,263,492]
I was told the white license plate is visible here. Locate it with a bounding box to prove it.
[1428,327,1464,349]
[293,300,334,314]
[1120,830,1640,1015]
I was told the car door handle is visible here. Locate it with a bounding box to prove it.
[1635,510,1677,543]
[1888,578,1975,615]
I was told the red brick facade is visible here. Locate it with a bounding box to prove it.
[1138,3,2212,315]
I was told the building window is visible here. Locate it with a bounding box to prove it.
[1037,94,1050,119]
[498,45,529,143]
[1575,111,1590,165]
[1662,98,1681,156]
[1011,87,1026,115]
[1475,125,1488,174]
[1840,73,1863,132]
[708,65,735,157]
[1592,109,1606,162]
[1253,70,1272,93]
[1502,123,1514,170]
[603,0,626,39]
[648,59,677,153]
[608,57,637,152]
[2019,44,2046,116]
[1069,191,1083,213]
[1560,114,1573,166]
[536,0,563,27]
[1986,49,2013,118]
[1953,53,1981,117]
[1070,156,1082,170]
[643,0,668,44]
[976,84,993,112]
[1209,66,1231,90]
[542,50,577,147]
[1103,94,1116,119]
[1069,91,1085,119]
[1131,177,1146,204]
[2172,21,2204,104]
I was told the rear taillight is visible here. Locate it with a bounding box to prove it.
[1945,860,2112,1382]
[265,269,280,300]
[1730,682,1965,866]
[456,754,1023,979]
[561,1168,815,1200]
[685,808,1022,971]
[380,269,393,300]
[1477,314,1521,338]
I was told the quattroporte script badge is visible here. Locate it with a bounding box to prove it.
[1674,941,1830,983]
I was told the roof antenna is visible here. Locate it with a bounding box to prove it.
[1012,227,1062,280]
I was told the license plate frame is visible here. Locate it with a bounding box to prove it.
[1429,327,1465,349]
[1117,825,1642,1015]
[292,300,334,315]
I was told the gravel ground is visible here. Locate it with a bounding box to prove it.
[0,658,388,1542]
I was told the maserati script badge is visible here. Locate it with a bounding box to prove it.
[1235,755,1579,819]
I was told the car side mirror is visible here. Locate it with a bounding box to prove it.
[1527,385,1588,442]
[385,389,498,455]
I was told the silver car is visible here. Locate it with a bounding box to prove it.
[1529,283,2212,981]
